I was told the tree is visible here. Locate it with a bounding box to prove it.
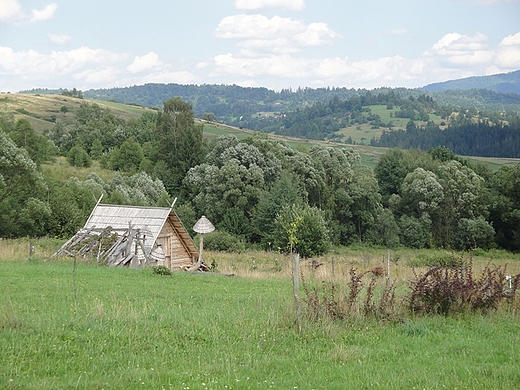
[252,171,305,246]
[488,164,520,251]
[375,149,409,199]
[67,145,92,167]
[347,165,382,243]
[400,168,444,218]
[454,217,495,250]
[184,160,265,240]
[154,97,205,196]
[7,119,55,167]
[273,203,330,258]
[0,130,47,207]
[366,208,400,248]
[109,137,143,172]
[435,161,487,247]
[398,214,432,249]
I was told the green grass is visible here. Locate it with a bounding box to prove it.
[41,156,116,183]
[336,105,445,145]
[1,258,520,389]
[1,94,152,134]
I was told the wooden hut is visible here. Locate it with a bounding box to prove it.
[55,200,199,271]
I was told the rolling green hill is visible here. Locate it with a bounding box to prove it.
[0,93,154,134]
[422,70,520,95]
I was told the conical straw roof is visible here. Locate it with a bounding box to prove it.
[193,215,215,234]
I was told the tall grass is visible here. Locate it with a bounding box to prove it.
[2,246,520,389]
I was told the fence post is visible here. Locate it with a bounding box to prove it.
[387,250,391,279]
[293,253,301,331]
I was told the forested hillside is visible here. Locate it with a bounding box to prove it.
[423,70,520,95]
[2,97,520,254]
[23,75,520,158]
[25,76,520,120]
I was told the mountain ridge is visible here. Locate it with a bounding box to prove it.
[422,70,520,95]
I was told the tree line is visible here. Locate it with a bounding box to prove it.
[373,118,520,158]
[1,98,520,255]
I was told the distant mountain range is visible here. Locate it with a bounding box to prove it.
[22,70,520,115]
[422,70,520,95]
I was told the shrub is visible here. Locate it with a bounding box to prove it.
[274,203,330,258]
[201,230,246,253]
[407,251,460,268]
[302,266,397,321]
[408,254,520,315]
[152,265,172,276]
[67,145,91,167]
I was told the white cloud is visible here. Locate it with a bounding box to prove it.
[215,14,337,55]
[0,45,201,91]
[48,33,71,45]
[216,14,304,40]
[30,3,57,22]
[425,32,494,67]
[293,22,338,47]
[212,53,310,79]
[0,0,57,24]
[0,0,23,23]
[127,52,162,73]
[0,45,127,90]
[210,53,427,89]
[235,0,305,10]
[208,29,520,89]
[138,70,200,85]
[500,32,520,45]
[496,32,520,68]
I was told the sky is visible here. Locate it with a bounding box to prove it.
[1,0,520,93]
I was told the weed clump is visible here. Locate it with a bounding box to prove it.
[152,265,172,276]
[408,253,520,315]
[302,267,397,322]
[301,252,520,322]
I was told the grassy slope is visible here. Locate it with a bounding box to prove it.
[1,257,519,389]
[0,93,153,134]
[337,104,446,145]
[42,156,116,182]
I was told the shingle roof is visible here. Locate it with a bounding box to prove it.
[83,204,171,241]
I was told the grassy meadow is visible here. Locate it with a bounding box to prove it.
[336,105,444,145]
[2,239,520,389]
[0,93,152,134]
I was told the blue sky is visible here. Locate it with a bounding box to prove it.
[1,0,519,92]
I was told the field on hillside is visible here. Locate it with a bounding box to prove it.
[0,93,152,133]
[336,105,445,145]
[2,239,520,389]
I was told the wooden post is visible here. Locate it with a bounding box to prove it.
[293,253,301,332]
[387,250,391,279]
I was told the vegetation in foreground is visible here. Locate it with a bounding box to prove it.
[2,240,520,389]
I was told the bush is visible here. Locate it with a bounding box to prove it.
[407,251,460,268]
[67,145,91,167]
[274,203,330,258]
[200,230,246,253]
[454,217,495,250]
[408,254,520,315]
[152,265,172,276]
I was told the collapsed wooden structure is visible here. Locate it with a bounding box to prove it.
[54,198,206,271]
